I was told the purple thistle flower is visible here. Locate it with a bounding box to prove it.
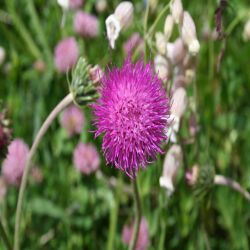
[93,59,169,177]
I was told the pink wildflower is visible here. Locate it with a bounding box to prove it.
[54,37,79,73]
[74,11,99,38]
[69,0,83,9]
[123,32,143,55]
[60,105,85,136]
[122,217,149,250]
[93,59,169,177]
[73,143,100,175]
[2,139,29,186]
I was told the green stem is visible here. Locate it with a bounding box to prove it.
[147,1,171,37]
[106,178,121,250]
[14,93,73,250]
[129,178,141,250]
[214,175,250,202]
[0,219,12,250]
[158,221,167,250]
[225,15,242,36]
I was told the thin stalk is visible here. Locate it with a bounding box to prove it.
[225,15,242,36]
[147,1,171,37]
[158,221,166,250]
[129,178,141,250]
[106,176,121,250]
[214,175,250,202]
[0,219,12,250]
[14,93,73,250]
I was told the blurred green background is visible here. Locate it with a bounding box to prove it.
[0,0,250,249]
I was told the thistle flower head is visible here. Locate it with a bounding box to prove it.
[93,59,169,177]
[2,139,29,186]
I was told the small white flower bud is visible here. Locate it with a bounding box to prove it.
[185,69,195,84]
[0,47,6,65]
[166,114,180,143]
[114,1,134,30]
[105,14,121,49]
[170,0,183,24]
[155,32,166,55]
[171,87,188,118]
[181,11,200,55]
[164,15,174,40]
[160,144,183,195]
[171,74,186,92]
[154,54,170,82]
[57,0,69,9]
[95,0,107,13]
[166,38,186,65]
[243,19,250,41]
[188,39,200,56]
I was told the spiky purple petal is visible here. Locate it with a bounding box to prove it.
[93,59,169,177]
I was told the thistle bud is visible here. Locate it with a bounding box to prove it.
[170,0,183,24]
[155,32,166,55]
[243,19,250,41]
[114,1,134,29]
[171,87,188,118]
[160,144,182,195]
[181,11,200,55]
[164,15,174,40]
[70,57,99,106]
[0,47,6,65]
[194,165,215,198]
[154,54,170,82]
[89,65,104,84]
